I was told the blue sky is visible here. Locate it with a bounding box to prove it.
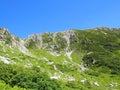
[0,0,120,38]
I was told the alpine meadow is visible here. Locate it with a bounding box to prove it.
[0,27,120,90]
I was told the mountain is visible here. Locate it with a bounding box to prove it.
[0,27,120,90]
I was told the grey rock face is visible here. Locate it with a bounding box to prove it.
[24,30,76,51]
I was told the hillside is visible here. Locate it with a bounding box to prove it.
[0,27,120,90]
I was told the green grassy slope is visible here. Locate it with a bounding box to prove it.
[0,27,120,90]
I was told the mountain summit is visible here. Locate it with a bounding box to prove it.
[0,27,120,90]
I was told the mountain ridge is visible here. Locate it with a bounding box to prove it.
[0,27,120,90]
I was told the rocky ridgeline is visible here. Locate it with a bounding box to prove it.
[0,28,77,54]
[0,27,120,52]
[24,30,76,51]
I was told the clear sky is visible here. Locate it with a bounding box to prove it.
[0,0,120,38]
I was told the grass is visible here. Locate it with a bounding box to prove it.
[0,27,120,89]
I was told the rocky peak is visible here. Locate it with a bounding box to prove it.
[0,28,12,44]
[0,27,8,31]
[0,28,10,35]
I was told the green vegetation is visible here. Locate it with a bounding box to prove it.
[0,27,120,90]
[0,80,26,90]
[0,62,61,90]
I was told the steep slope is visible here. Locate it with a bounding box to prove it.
[0,27,120,90]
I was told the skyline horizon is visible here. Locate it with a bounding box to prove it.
[1,0,120,38]
[1,26,120,38]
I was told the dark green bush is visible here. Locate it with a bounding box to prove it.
[0,62,62,90]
